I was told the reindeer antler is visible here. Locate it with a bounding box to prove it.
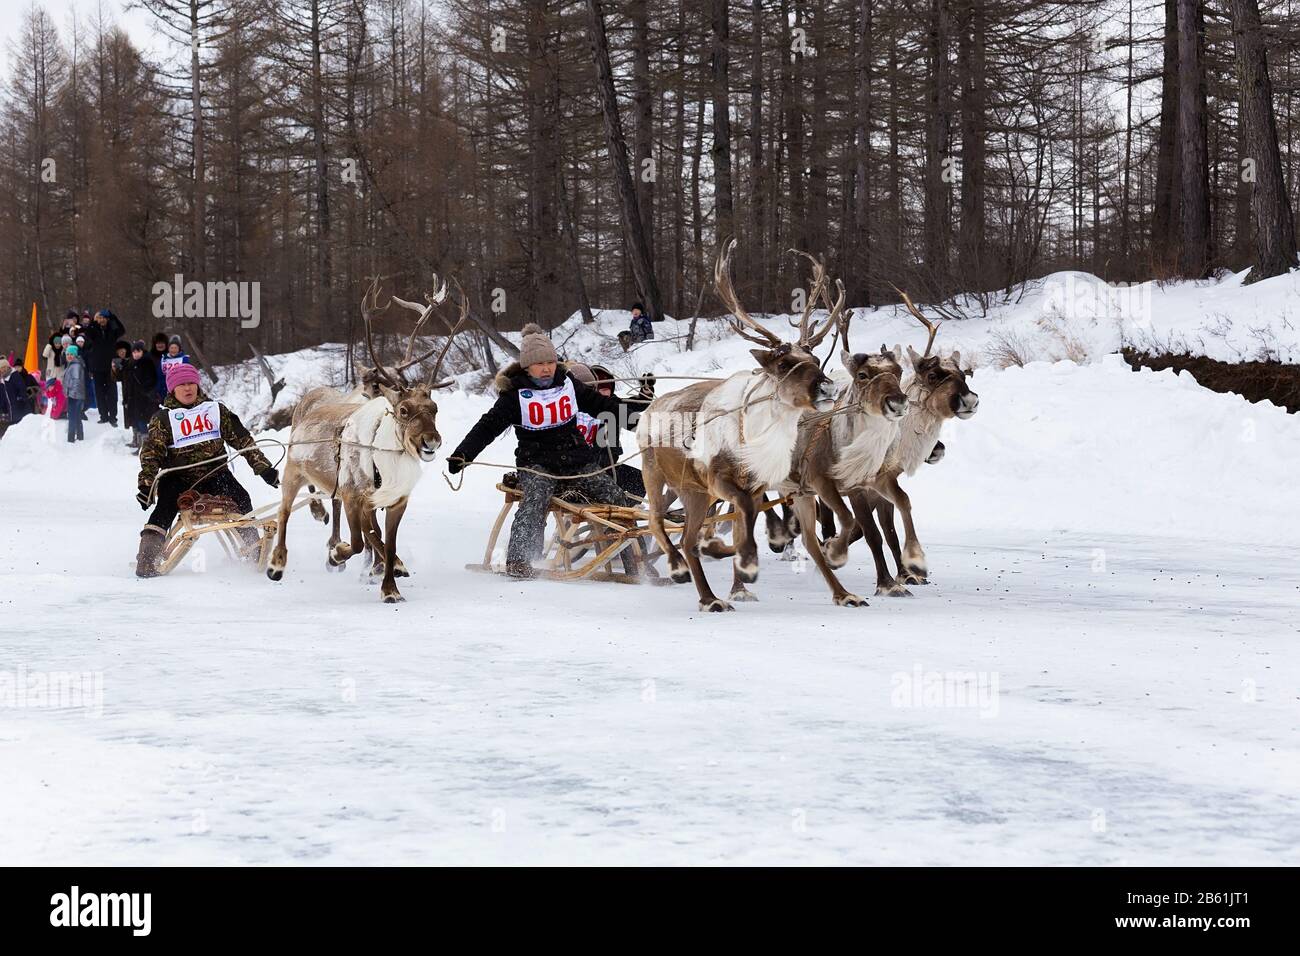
[824,278,852,353]
[889,283,941,357]
[715,238,784,348]
[423,280,470,389]
[360,275,399,390]
[786,250,841,349]
[390,274,450,365]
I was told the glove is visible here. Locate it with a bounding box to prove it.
[261,467,280,488]
[638,372,656,399]
[136,489,151,510]
[447,456,466,475]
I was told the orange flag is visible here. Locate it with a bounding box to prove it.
[23,302,40,376]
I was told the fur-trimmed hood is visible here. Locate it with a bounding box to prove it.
[494,360,570,394]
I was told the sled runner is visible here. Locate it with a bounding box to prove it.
[157,489,324,575]
[466,478,788,585]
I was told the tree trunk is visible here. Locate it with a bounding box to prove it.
[1153,0,1181,268]
[957,0,986,290]
[924,0,951,291]
[853,0,873,305]
[584,0,664,320]
[1228,0,1299,279]
[711,0,734,245]
[1176,0,1211,278]
[630,0,655,272]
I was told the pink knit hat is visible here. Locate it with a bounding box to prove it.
[165,362,201,392]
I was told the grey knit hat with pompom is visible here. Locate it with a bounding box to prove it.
[518,323,557,367]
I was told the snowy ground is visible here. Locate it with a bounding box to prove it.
[2,304,1298,864]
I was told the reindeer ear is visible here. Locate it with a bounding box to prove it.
[750,348,773,367]
[378,383,402,406]
[906,345,922,368]
[949,349,962,367]
[840,349,855,372]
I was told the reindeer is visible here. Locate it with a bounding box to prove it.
[841,289,979,588]
[776,281,911,601]
[637,240,838,611]
[268,277,465,602]
[307,278,454,573]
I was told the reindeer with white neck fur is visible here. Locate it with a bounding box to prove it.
[307,277,455,571]
[637,240,838,611]
[777,281,911,601]
[269,276,466,602]
[841,290,980,589]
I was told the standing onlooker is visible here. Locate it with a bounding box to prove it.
[43,331,67,381]
[1,357,32,423]
[150,333,169,401]
[13,359,40,415]
[112,340,131,428]
[63,345,87,442]
[0,358,19,440]
[160,335,191,380]
[73,334,93,416]
[83,309,126,425]
[123,340,158,450]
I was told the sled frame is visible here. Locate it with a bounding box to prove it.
[466,483,787,585]
[157,491,326,575]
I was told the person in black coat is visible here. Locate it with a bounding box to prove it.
[0,358,28,437]
[82,309,126,425]
[122,340,159,449]
[447,324,649,577]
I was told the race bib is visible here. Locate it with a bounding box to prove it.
[168,401,221,449]
[575,411,599,445]
[518,379,577,431]
[161,355,183,372]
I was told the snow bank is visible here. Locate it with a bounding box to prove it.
[560,267,1300,369]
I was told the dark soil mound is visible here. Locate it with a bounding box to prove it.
[1122,349,1300,413]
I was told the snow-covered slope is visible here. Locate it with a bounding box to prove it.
[1,287,1297,865]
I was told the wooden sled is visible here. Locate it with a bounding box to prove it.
[157,490,324,575]
[466,481,787,585]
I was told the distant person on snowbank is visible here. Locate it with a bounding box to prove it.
[445,324,645,578]
[628,302,653,344]
[62,345,88,442]
[134,361,279,578]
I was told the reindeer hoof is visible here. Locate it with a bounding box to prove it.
[728,587,758,603]
[699,599,734,613]
[767,540,788,554]
[393,564,410,578]
[669,566,691,583]
[900,571,929,586]
[834,593,868,607]
[266,568,283,582]
[735,562,759,584]
[325,558,346,573]
[877,582,913,597]
[382,591,405,604]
